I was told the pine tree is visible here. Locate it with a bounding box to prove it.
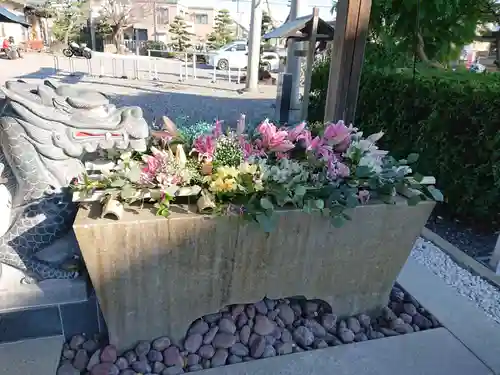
[207,9,234,49]
[169,16,193,52]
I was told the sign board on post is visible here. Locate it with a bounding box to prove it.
[275,73,293,124]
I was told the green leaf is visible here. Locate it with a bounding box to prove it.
[407,194,422,206]
[407,153,419,164]
[330,204,344,215]
[127,165,142,183]
[426,186,444,202]
[255,213,276,233]
[260,197,274,210]
[121,184,136,199]
[331,215,346,228]
[314,199,325,210]
[294,185,307,197]
[355,166,373,178]
[412,172,424,183]
[346,194,359,208]
[110,179,126,188]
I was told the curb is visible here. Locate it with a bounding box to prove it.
[421,227,500,290]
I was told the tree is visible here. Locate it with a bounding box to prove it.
[261,11,272,37]
[207,9,234,49]
[49,0,89,44]
[367,0,492,68]
[169,16,193,52]
[99,0,153,53]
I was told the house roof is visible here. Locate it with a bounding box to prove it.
[0,6,30,27]
[263,14,335,41]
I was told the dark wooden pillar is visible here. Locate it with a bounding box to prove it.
[323,0,372,124]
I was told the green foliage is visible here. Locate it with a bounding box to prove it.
[309,60,500,226]
[141,40,168,56]
[169,16,193,52]
[261,11,272,37]
[49,0,89,43]
[207,9,234,49]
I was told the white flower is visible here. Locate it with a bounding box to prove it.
[359,154,383,174]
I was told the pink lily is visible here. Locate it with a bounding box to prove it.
[190,134,216,162]
[323,120,353,152]
[299,130,332,161]
[212,120,223,138]
[358,190,370,204]
[256,120,295,153]
[287,121,307,142]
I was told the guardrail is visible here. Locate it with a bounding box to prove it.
[52,51,244,85]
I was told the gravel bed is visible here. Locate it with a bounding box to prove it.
[426,215,497,260]
[411,237,500,324]
[57,288,440,375]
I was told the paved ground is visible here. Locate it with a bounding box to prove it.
[0,53,278,125]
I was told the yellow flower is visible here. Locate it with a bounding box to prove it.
[239,162,258,175]
[254,179,264,191]
[210,177,238,193]
[215,166,240,179]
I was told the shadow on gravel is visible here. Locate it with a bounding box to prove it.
[15,68,85,85]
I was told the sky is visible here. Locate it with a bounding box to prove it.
[183,0,335,27]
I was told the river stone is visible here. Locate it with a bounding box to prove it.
[120,370,136,375]
[394,323,414,334]
[219,318,237,334]
[324,333,342,346]
[63,349,76,360]
[413,314,432,329]
[232,304,245,318]
[162,365,185,375]
[187,353,200,366]
[230,342,249,357]
[255,301,268,315]
[69,335,86,350]
[114,357,128,370]
[100,345,117,363]
[198,344,215,359]
[211,349,228,367]
[267,310,279,321]
[135,341,151,357]
[382,306,398,321]
[345,317,361,334]
[275,342,293,355]
[184,333,203,353]
[304,301,319,317]
[281,329,293,343]
[163,347,184,367]
[338,328,355,343]
[204,313,222,325]
[305,319,326,337]
[87,349,102,371]
[202,359,211,369]
[73,349,90,370]
[243,356,253,362]
[389,318,405,330]
[403,303,417,316]
[147,349,163,362]
[293,326,314,347]
[430,316,440,328]
[290,303,302,317]
[153,337,172,352]
[321,314,337,332]
[264,297,276,311]
[271,328,282,340]
[57,363,80,375]
[248,333,259,347]
[132,360,151,373]
[203,326,219,345]
[399,313,413,324]
[90,362,119,375]
[275,317,285,328]
[313,339,329,349]
[213,333,236,349]
[265,335,276,346]
[262,345,276,358]
[338,320,347,329]
[354,333,368,342]
[239,325,251,345]
[357,314,371,329]
[246,305,256,319]
[228,354,243,364]
[237,313,248,329]
[82,340,99,353]
[254,315,275,336]
[250,336,266,358]
[248,318,254,329]
[188,364,204,372]
[391,287,405,302]
[379,327,400,337]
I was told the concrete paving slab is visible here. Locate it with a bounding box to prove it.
[196,328,492,375]
[0,335,63,375]
[399,257,500,374]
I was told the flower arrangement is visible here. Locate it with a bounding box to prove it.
[71,115,443,231]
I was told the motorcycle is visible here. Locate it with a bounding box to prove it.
[63,42,92,59]
[2,45,22,60]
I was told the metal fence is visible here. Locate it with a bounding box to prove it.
[52,51,244,85]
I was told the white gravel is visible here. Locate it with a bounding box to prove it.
[411,237,500,324]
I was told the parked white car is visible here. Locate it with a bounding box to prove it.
[208,41,248,70]
[207,42,281,71]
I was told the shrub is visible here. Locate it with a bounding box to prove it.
[309,62,500,227]
[140,41,170,57]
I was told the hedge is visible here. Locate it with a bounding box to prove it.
[309,62,500,227]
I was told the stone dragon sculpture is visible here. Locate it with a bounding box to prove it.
[0,80,149,283]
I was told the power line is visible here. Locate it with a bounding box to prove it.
[222,0,332,8]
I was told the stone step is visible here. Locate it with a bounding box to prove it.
[0,335,64,375]
[0,263,89,313]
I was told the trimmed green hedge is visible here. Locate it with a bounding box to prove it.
[309,62,500,226]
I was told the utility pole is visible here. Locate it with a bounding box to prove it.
[88,1,96,50]
[245,0,263,92]
[285,0,302,109]
[153,0,158,42]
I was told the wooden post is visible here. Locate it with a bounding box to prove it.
[324,0,372,124]
[300,7,320,121]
